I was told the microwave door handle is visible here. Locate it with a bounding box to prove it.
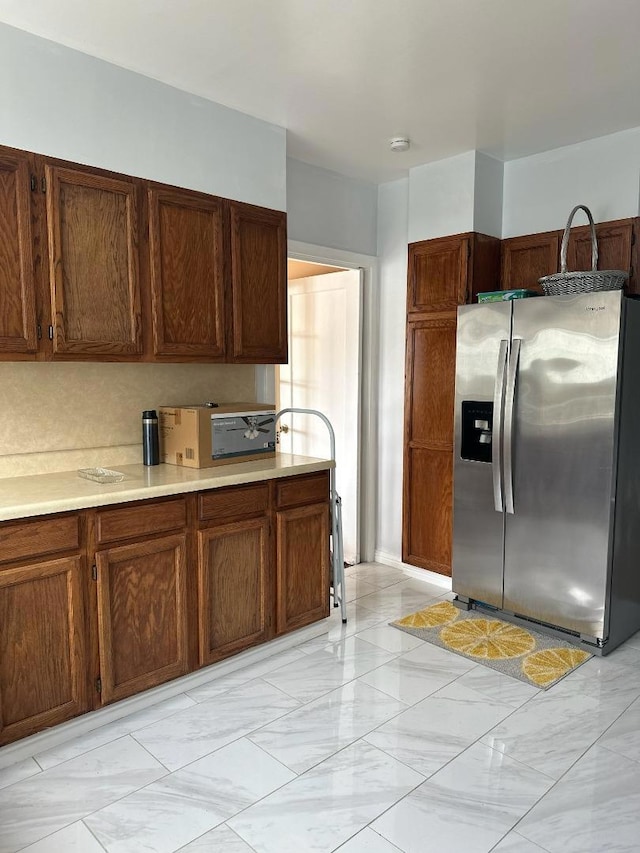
[492,339,509,512]
[504,338,521,515]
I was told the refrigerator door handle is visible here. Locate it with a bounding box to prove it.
[504,337,521,514]
[492,339,509,512]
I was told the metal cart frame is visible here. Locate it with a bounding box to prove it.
[275,408,347,624]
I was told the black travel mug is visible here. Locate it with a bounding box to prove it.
[142,410,160,466]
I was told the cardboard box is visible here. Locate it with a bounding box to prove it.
[159,403,276,468]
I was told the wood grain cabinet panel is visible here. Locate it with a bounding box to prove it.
[0,556,88,745]
[405,318,457,448]
[275,472,330,510]
[403,447,453,575]
[500,232,560,293]
[198,517,270,664]
[148,186,226,359]
[276,503,330,634]
[0,150,38,355]
[95,534,189,704]
[565,219,634,287]
[229,201,287,363]
[199,483,269,523]
[96,498,187,546]
[0,514,80,565]
[407,236,470,313]
[45,164,142,357]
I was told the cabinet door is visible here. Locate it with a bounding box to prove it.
[229,202,287,363]
[403,446,453,574]
[500,232,560,293]
[0,150,38,354]
[407,236,470,313]
[198,517,270,664]
[276,502,330,634]
[565,219,633,283]
[0,556,88,745]
[148,186,226,359]
[402,316,457,575]
[95,534,188,704]
[45,164,142,357]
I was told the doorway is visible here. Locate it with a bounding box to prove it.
[277,259,363,565]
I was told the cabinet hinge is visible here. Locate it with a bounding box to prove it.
[30,174,37,192]
[41,176,46,193]
[36,324,42,340]
[91,564,97,581]
[96,677,102,694]
[48,325,54,340]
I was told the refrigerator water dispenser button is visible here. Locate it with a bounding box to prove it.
[461,401,494,463]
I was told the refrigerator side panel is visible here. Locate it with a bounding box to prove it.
[504,291,622,639]
[452,301,511,607]
[607,297,640,651]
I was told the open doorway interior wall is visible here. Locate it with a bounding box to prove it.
[279,259,363,565]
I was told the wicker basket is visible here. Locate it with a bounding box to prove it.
[538,204,628,295]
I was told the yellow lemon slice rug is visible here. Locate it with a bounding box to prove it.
[392,603,591,688]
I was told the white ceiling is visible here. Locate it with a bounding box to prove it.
[1,0,639,183]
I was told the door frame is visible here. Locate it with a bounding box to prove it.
[255,240,378,564]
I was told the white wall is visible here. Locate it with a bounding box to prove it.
[474,151,504,239]
[375,178,409,560]
[0,22,286,209]
[503,127,640,237]
[408,152,476,243]
[286,158,377,255]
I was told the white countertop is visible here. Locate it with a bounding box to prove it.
[0,454,333,522]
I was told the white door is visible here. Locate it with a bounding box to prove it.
[278,269,362,564]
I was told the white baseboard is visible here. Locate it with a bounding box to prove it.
[373,549,452,591]
[0,619,329,770]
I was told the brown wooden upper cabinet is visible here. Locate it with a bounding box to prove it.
[0,149,38,355]
[408,232,501,313]
[229,201,287,363]
[565,219,636,293]
[45,163,143,358]
[147,186,226,359]
[500,231,560,294]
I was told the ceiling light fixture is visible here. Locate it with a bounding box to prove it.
[390,137,410,152]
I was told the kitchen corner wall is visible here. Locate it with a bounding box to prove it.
[0,363,255,479]
[0,22,287,480]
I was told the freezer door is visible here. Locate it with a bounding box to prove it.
[452,301,511,607]
[504,291,622,638]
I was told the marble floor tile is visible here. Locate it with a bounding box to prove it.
[491,833,550,852]
[621,629,640,650]
[177,824,255,852]
[481,685,633,779]
[354,623,424,654]
[0,736,165,853]
[35,693,196,770]
[133,679,300,771]
[372,742,553,853]
[357,641,475,705]
[452,665,540,710]
[597,695,640,764]
[517,745,640,853]
[344,576,380,602]
[555,644,640,709]
[86,738,294,853]
[356,578,447,620]
[262,637,395,703]
[297,603,387,652]
[184,648,307,703]
[365,680,515,777]
[249,680,407,773]
[347,564,407,588]
[0,757,41,791]
[16,822,105,852]
[335,827,404,852]
[228,740,423,853]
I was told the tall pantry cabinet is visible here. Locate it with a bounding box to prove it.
[402,233,500,575]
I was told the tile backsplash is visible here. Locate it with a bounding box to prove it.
[0,362,256,478]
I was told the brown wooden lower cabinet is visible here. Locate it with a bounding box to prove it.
[276,502,330,634]
[95,534,189,704]
[0,470,331,746]
[0,556,88,746]
[403,446,453,575]
[198,517,271,664]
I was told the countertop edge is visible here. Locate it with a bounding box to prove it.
[0,456,334,522]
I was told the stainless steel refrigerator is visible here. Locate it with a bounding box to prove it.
[452,290,640,654]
